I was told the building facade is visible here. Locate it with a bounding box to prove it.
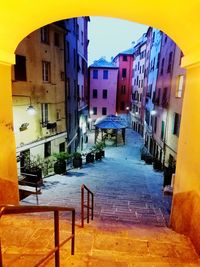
[144,29,162,154]
[131,35,146,135]
[12,23,67,175]
[114,49,133,114]
[64,18,79,154]
[77,17,90,150]
[161,46,185,167]
[153,33,176,164]
[89,58,118,126]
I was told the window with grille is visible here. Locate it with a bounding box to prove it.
[93,89,98,98]
[42,61,51,82]
[176,75,184,98]
[14,55,27,81]
[41,26,49,44]
[103,70,108,79]
[93,70,98,79]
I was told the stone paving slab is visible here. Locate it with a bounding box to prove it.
[21,129,171,227]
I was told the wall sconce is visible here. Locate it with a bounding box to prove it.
[13,94,36,115]
[26,104,36,115]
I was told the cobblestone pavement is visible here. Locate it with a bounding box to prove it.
[22,129,172,227]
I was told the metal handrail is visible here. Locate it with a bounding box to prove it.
[0,205,75,267]
[81,184,94,228]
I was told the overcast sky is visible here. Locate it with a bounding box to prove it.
[88,17,148,65]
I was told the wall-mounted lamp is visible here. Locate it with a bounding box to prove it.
[150,110,156,116]
[26,104,36,115]
[13,94,36,115]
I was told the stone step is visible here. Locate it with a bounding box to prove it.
[1,215,199,267]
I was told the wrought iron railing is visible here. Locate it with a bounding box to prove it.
[0,205,75,267]
[81,184,94,228]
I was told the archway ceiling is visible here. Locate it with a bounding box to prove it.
[0,0,200,65]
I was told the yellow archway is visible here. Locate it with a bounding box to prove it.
[1,0,200,252]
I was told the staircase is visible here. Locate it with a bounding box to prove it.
[1,213,200,267]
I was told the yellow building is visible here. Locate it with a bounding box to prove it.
[12,23,67,175]
[164,46,186,169]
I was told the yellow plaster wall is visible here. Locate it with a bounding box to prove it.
[0,64,19,204]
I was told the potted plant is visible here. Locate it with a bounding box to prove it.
[153,158,163,171]
[144,153,153,164]
[72,152,82,168]
[86,150,95,163]
[53,152,70,174]
[163,160,176,187]
[93,141,105,161]
[140,146,148,161]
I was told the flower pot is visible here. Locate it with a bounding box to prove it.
[100,150,105,158]
[153,159,162,171]
[144,154,153,164]
[95,151,102,161]
[54,160,66,174]
[86,153,94,163]
[73,158,82,168]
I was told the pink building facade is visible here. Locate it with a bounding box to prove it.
[89,58,118,125]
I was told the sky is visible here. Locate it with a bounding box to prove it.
[88,17,148,65]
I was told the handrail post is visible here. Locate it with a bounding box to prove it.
[91,193,94,220]
[54,210,60,267]
[81,186,84,228]
[87,191,90,224]
[71,209,75,255]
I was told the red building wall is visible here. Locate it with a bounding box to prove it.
[116,54,133,114]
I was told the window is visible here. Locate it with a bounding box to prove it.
[103,70,108,79]
[154,116,157,133]
[41,26,49,44]
[167,52,173,73]
[54,32,60,47]
[122,68,127,78]
[123,55,127,61]
[157,53,160,68]
[161,121,165,140]
[103,89,107,99]
[102,107,107,115]
[74,80,77,99]
[42,61,51,82]
[176,75,184,98]
[56,109,61,121]
[93,89,98,98]
[59,142,65,152]
[93,107,97,115]
[173,113,181,136]
[76,24,79,39]
[14,55,27,81]
[66,41,70,62]
[160,58,164,75]
[73,49,76,69]
[162,87,168,107]
[93,69,98,79]
[81,30,83,45]
[121,85,126,95]
[60,71,65,81]
[66,78,70,98]
[44,141,51,158]
[41,103,48,126]
[120,101,125,111]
